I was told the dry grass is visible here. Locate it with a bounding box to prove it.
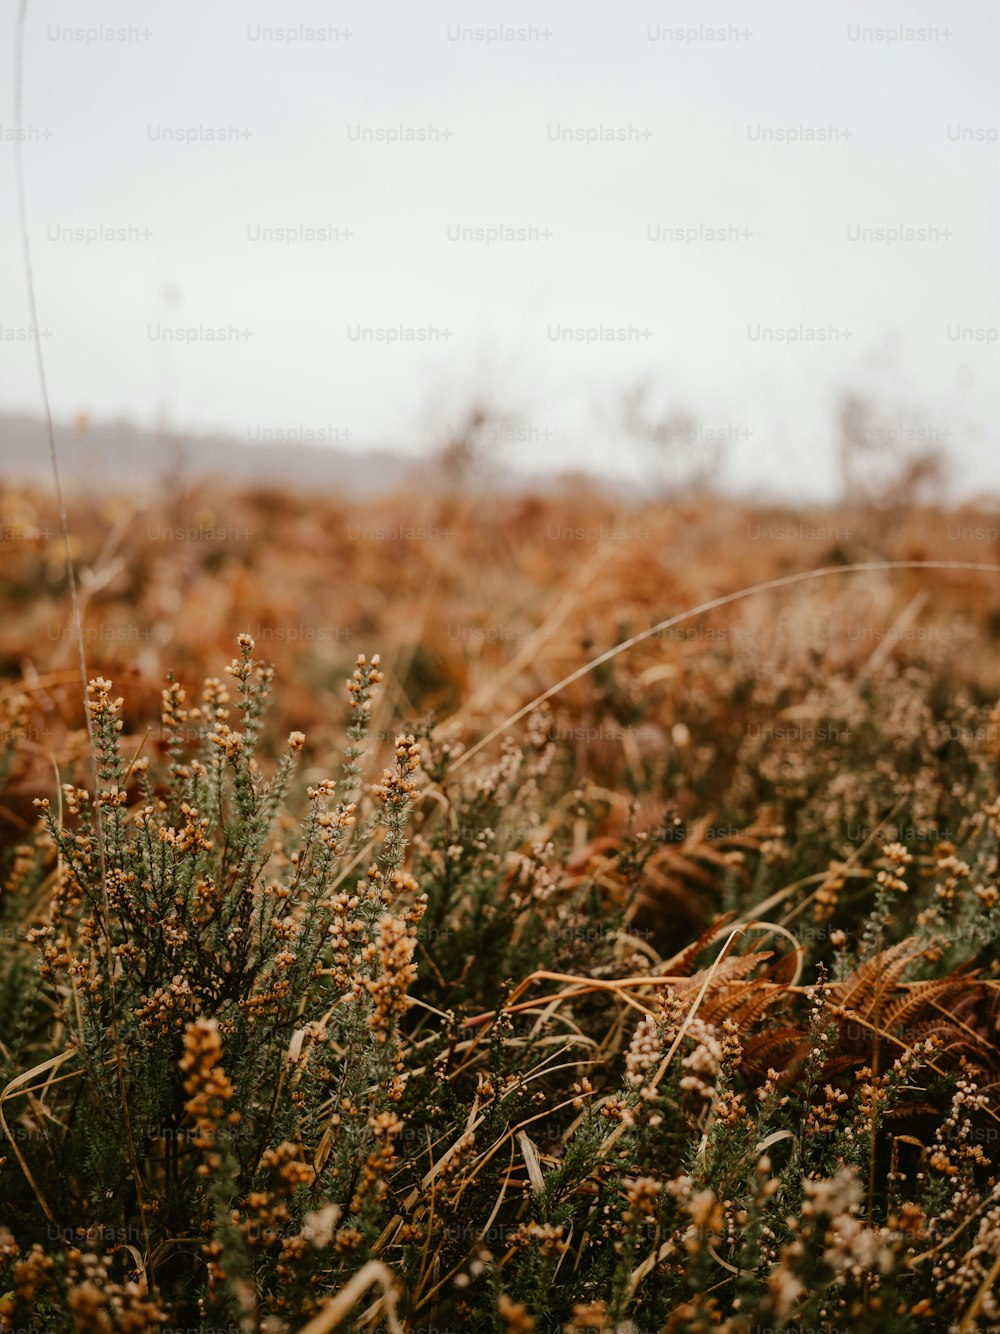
[2,479,1000,1332]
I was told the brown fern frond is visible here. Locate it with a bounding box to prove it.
[675,949,774,998]
[742,1026,806,1074]
[831,939,927,1020]
[881,977,964,1036]
[708,980,793,1032]
[661,913,738,976]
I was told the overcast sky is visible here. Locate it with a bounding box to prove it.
[2,0,998,501]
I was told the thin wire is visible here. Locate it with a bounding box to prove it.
[13,0,156,1283]
[13,1,92,713]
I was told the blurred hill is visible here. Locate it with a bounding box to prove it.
[0,412,434,496]
[0,412,552,497]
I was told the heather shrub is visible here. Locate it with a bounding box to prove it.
[1,625,1000,1333]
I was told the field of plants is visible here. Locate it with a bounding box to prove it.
[2,477,1000,1332]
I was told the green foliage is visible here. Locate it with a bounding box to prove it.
[1,638,999,1334]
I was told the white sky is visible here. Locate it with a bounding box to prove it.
[2,0,999,501]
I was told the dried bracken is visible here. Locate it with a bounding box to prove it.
[4,489,1000,1331]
